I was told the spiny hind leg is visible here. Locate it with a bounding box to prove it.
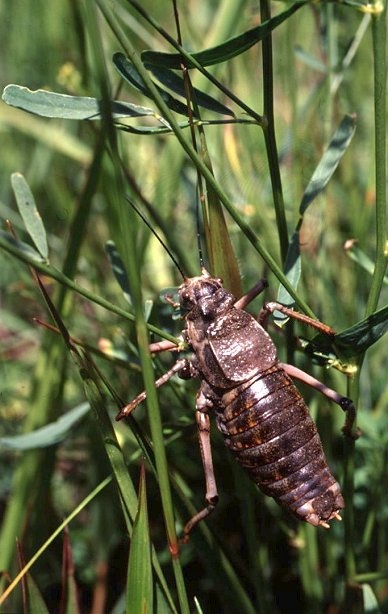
[280,362,360,439]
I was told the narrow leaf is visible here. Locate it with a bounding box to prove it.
[276,115,357,321]
[105,240,132,305]
[204,180,242,296]
[145,64,234,117]
[307,305,388,359]
[126,464,153,614]
[333,305,388,356]
[345,241,388,284]
[300,114,356,215]
[275,230,301,325]
[11,172,48,258]
[294,46,327,73]
[25,577,51,614]
[21,566,50,614]
[113,53,193,118]
[0,403,90,450]
[61,530,82,614]
[2,84,155,120]
[142,3,305,68]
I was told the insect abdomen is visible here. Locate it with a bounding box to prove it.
[215,365,344,527]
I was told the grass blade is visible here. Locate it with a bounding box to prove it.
[126,464,153,614]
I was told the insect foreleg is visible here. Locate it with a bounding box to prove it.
[280,362,359,439]
[116,358,189,420]
[149,339,180,354]
[182,385,219,542]
[259,301,336,335]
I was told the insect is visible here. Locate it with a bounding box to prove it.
[116,267,357,540]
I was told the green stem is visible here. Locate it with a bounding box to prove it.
[260,0,288,264]
[343,4,387,583]
[366,5,387,316]
[343,375,359,581]
[354,571,388,583]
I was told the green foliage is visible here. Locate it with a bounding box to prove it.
[126,465,153,614]
[0,1,386,613]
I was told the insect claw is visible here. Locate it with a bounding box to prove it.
[332,511,342,521]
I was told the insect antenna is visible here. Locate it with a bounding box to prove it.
[125,197,186,280]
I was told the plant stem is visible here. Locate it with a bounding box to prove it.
[260,0,288,264]
[366,5,387,316]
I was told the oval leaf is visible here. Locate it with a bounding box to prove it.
[2,84,155,120]
[11,172,48,258]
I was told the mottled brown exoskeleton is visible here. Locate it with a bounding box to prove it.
[116,268,356,540]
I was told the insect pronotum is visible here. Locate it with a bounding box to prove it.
[116,266,357,540]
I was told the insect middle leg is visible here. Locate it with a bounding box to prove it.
[116,358,189,420]
[182,382,219,542]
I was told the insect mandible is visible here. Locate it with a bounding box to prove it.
[116,267,357,541]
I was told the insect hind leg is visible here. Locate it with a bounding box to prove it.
[280,362,360,440]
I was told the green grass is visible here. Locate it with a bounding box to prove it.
[0,1,387,612]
